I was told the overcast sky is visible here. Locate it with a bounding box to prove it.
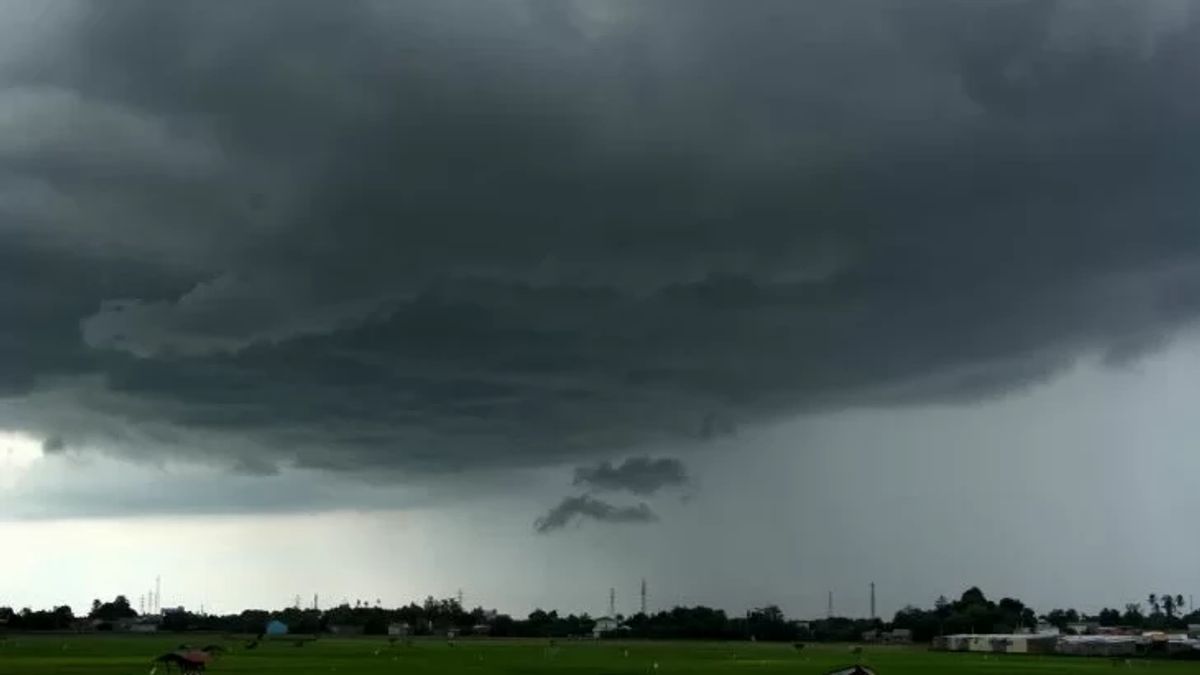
[3,0,1200,620]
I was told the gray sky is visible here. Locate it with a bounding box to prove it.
[2,0,1200,619]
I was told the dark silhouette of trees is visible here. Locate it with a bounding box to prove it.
[88,596,136,622]
[3,586,1197,641]
[1122,603,1144,627]
[1162,594,1176,619]
[0,605,74,630]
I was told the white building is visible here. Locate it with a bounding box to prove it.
[933,634,1058,654]
[593,617,620,638]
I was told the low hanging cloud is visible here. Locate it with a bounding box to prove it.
[573,457,688,496]
[2,1,1200,516]
[533,495,657,534]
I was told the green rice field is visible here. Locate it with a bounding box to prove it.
[0,635,1195,675]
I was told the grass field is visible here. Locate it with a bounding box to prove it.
[0,635,1195,675]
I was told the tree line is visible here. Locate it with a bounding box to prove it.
[2,587,1196,640]
[892,587,1199,642]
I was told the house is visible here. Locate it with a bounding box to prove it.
[1035,621,1060,635]
[932,634,1058,654]
[388,622,410,637]
[1188,625,1200,639]
[1068,622,1100,636]
[113,617,159,633]
[328,624,364,636]
[1058,635,1145,657]
[472,623,492,636]
[266,620,289,636]
[593,617,621,638]
[885,628,912,643]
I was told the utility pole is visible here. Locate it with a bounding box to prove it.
[870,582,876,620]
[828,591,834,619]
[155,576,161,614]
[640,578,647,615]
[609,588,616,618]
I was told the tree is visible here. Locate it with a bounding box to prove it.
[746,605,793,641]
[1042,609,1078,632]
[959,587,988,608]
[1161,594,1176,619]
[89,595,137,622]
[1148,594,1160,616]
[1097,608,1121,626]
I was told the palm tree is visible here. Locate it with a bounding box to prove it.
[1176,595,1186,614]
[1161,594,1175,619]
[1148,594,1159,615]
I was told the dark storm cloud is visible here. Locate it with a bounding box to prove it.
[533,494,657,534]
[573,457,688,496]
[2,1,1200,508]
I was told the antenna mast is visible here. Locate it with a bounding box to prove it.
[640,578,647,615]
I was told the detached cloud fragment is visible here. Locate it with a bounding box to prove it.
[573,456,688,496]
[535,456,687,533]
[533,494,657,534]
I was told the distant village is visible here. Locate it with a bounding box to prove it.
[3,585,1200,659]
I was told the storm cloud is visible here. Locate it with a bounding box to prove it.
[1,1,1200,511]
[573,457,688,496]
[533,494,657,534]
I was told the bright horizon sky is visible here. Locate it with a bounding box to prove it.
[5,341,1200,620]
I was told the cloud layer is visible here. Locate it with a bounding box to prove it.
[573,457,688,496]
[2,1,1200,512]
